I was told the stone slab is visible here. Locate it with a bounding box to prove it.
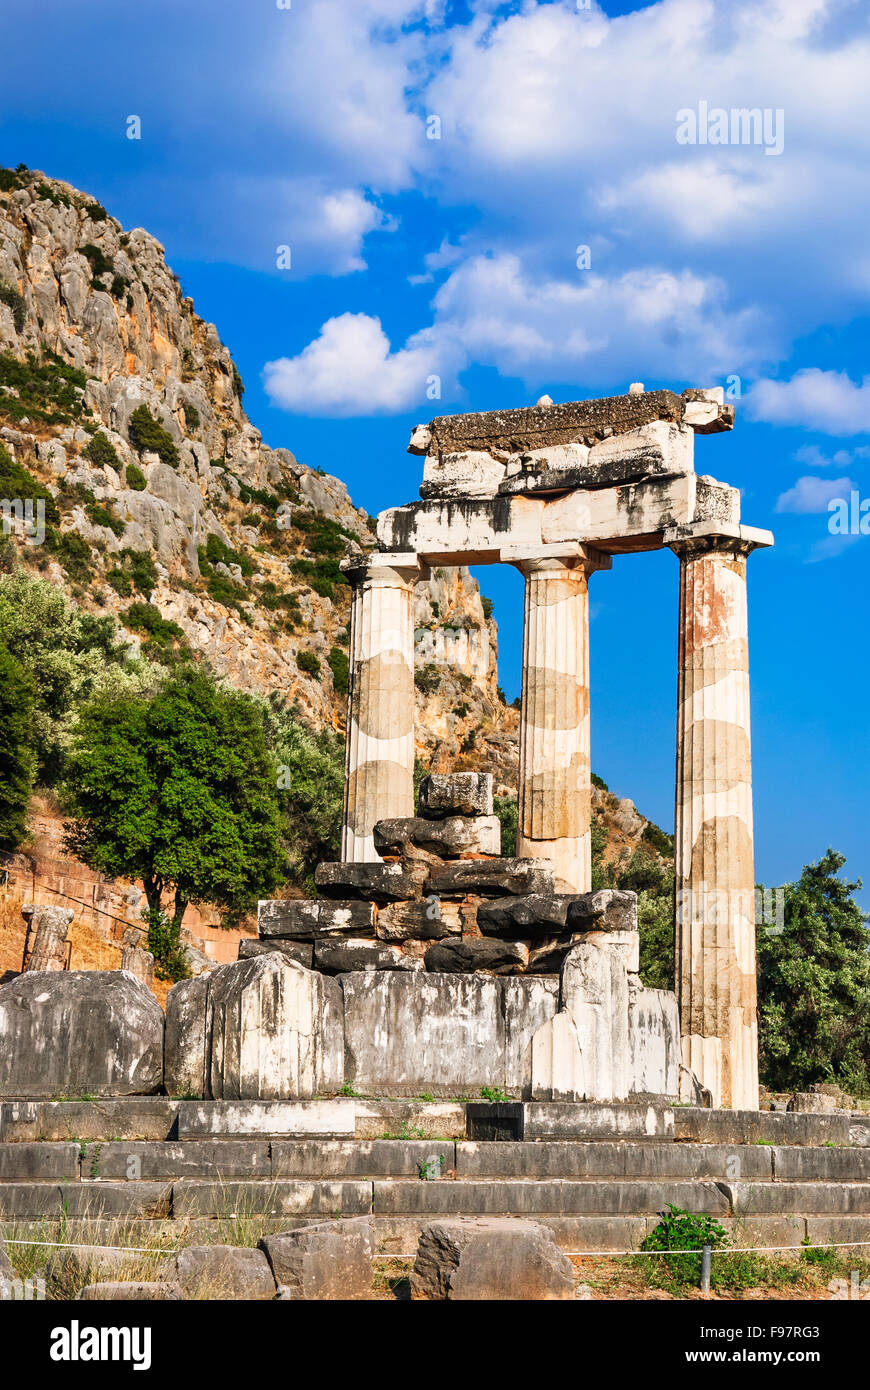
[314,863,426,903]
[257,899,375,940]
[426,859,555,898]
[673,1108,851,1147]
[424,390,689,455]
[410,1217,575,1300]
[353,1101,467,1140]
[0,1142,80,1180]
[171,1179,373,1218]
[177,1100,357,1139]
[475,1102,677,1141]
[0,1098,180,1143]
[376,899,462,942]
[372,1179,731,1217]
[78,1281,180,1301]
[270,1140,456,1179]
[454,1141,773,1180]
[423,938,529,974]
[80,1140,271,1182]
[263,1217,374,1301]
[477,895,577,936]
[773,1147,870,1182]
[238,939,314,969]
[0,1182,172,1219]
[373,815,501,860]
[726,1182,870,1217]
[0,970,164,1099]
[314,939,422,973]
[418,773,493,819]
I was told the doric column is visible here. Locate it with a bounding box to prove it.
[341,552,424,862]
[667,522,772,1110]
[507,545,611,893]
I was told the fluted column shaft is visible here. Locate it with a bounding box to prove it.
[341,554,422,862]
[514,548,609,893]
[673,537,758,1109]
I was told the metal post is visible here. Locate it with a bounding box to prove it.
[700,1243,712,1293]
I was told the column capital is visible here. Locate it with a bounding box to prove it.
[340,550,429,587]
[664,521,773,559]
[501,542,612,577]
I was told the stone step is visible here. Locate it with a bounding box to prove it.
[2,1139,869,1184]
[0,1097,857,1147]
[3,1174,869,1220]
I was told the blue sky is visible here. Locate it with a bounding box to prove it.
[1,0,867,897]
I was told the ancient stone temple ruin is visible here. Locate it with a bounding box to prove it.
[245,384,772,1112]
[0,386,773,1120]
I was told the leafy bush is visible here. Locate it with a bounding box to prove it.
[106,549,157,599]
[0,571,149,785]
[414,663,441,694]
[85,499,125,537]
[82,431,121,471]
[292,510,355,556]
[79,243,113,279]
[640,1205,728,1288]
[0,641,36,849]
[0,351,89,427]
[591,771,609,791]
[297,649,321,679]
[494,794,517,857]
[480,595,494,620]
[109,274,129,300]
[0,278,26,332]
[128,404,179,469]
[290,557,345,600]
[0,165,30,193]
[86,202,108,222]
[267,703,344,891]
[0,444,60,523]
[144,907,191,983]
[183,402,200,431]
[202,532,252,577]
[63,667,286,929]
[46,528,93,583]
[328,645,348,695]
[125,463,147,491]
[642,820,674,857]
[124,602,189,662]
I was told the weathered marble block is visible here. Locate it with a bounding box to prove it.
[258,898,374,940]
[0,971,164,1098]
[417,772,494,819]
[426,859,555,899]
[373,815,500,860]
[315,862,427,903]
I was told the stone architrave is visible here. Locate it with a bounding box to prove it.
[340,553,425,863]
[21,905,74,972]
[667,522,772,1110]
[505,545,611,894]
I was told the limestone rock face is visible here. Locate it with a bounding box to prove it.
[0,169,507,769]
[410,1219,575,1301]
[0,970,164,1098]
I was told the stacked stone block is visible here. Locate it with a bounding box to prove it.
[256,772,640,979]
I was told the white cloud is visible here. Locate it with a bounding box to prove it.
[775,474,853,512]
[794,443,870,468]
[747,370,870,435]
[263,313,446,416]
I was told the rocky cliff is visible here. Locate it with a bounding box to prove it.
[0,164,668,875]
[0,164,516,766]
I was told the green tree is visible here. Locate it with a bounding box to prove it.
[0,642,36,848]
[757,850,870,1096]
[637,879,675,992]
[62,667,286,929]
[0,571,158,785]
[268,706,345,892]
